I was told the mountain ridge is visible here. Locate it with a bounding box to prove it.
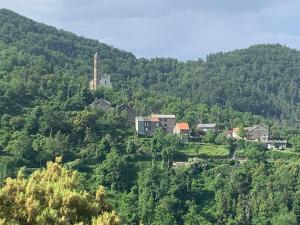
[0,8,299,121]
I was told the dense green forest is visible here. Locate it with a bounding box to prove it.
[1,8,300,225]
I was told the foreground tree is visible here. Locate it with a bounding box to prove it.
[0,157,121,225]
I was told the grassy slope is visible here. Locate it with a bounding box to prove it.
[179,143,229,159]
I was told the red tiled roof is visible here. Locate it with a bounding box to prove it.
[176,123,189,130]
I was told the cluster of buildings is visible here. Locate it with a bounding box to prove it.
[135,115,190,142]
[225,124,287,149]
[88,53,287,150]
[225,125,269,142]
[135,117,287,149]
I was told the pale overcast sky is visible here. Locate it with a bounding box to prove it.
[0,0,299,60]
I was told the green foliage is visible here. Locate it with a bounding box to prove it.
[150,129,179,161]
[203,130,216,143]
[93,150,135,191]
[238,124,246,138]
[0,158,120,225]
[266,150,300,161]
[290,136,300,152]
[245,148,267,163]
[181,143,229,158]
[183,202,211,225]
[4,131,33,163]
[271,208,297,225]
[1,8,300,225]
[118,187,140,225]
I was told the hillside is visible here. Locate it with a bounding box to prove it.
[0,9,299,121]
[189,45,300,120]
[2,8,300,225]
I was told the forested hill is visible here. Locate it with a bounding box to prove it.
[0,8,136,77]
[191,45,300,120]
[0,8,300,121]
[3,8,300,225]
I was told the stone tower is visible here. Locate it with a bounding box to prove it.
[94,52,98,84]
[90,52,99,90]
[89,52,111,90]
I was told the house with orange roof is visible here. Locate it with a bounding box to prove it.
[173,122,190,142]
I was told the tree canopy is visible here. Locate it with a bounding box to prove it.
[0,157,120,225]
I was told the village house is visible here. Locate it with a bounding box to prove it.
[135,117,154,136]
[224,128,241,139]
[264,140,287,150]
[197,123,218,133]
[151,114,176,133]
[232,127,242,139]
[115,104,136,123]
[173,122,190,142]
[229,125,269,142]
[90,98,112,111]
[245,125,269,142]
[135,114,176,136]
[224,129,233,139]
[226,125,288,150]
